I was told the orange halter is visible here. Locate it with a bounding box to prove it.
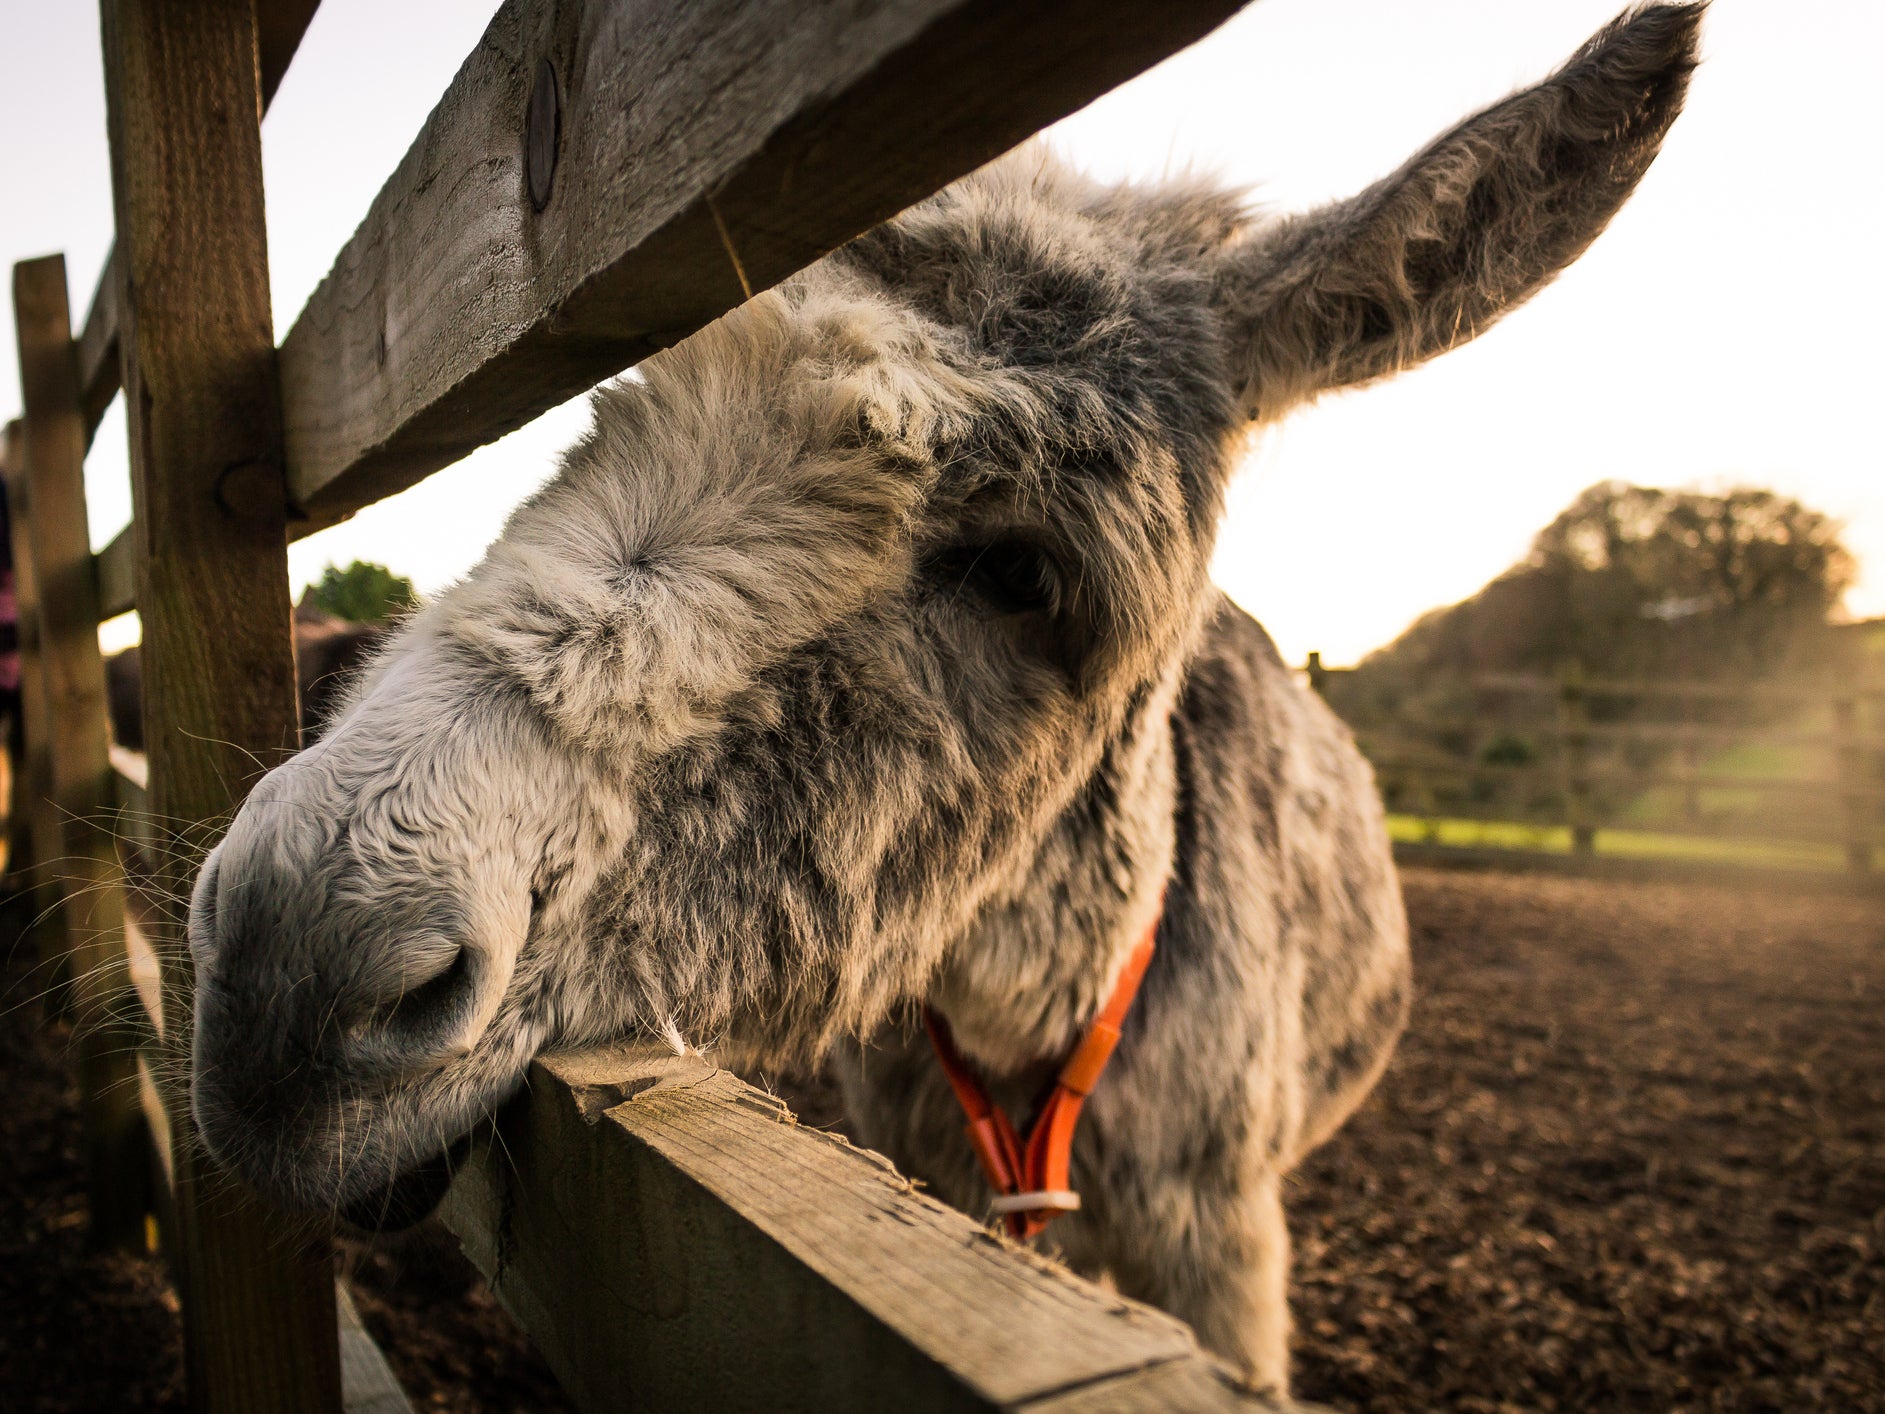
[923,906,1160,1241]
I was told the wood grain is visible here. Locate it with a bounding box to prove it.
[76,0,324,449]
[279,0,1248,530]
[440,1045,1277,1411]
[98,1,341,1408]
[11,254,149,1248]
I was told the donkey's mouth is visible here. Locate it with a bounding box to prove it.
[337,1134,473,1233]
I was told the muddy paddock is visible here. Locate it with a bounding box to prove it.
[4,866,1879,1411]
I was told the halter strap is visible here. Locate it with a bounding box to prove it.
[923,904,1160,1241]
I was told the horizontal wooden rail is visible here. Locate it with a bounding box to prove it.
[439,1046,1271,1412]
[335,1285,415,1414]
[111,750,166,1056]
[1389,839,1885,896]
[74,258,120,446]
[1381,795,1866,849]
[75,0,323,448]
[275,0,1246,532]
[97,526,135,620]
[1375,717,1881,752]
[89,0,1249,619]
[109,746,159,873]
[109,743,147,791]
[1369,754,1885,805]
[1473,670,1885,705]
[1570,717,1880,750]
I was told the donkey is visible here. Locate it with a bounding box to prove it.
[184,6,1699,1393]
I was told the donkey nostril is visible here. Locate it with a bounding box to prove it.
[340,944,481,1073]
[384,946,473,1031]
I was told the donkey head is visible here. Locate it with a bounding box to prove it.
[186,6,1700,1224]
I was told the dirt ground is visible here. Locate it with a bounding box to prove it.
[4,866,1880,1412]
[1290,869,1883,1413]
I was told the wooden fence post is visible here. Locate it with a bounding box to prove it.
[1679,696,1700,827]
[1,417,64,978]
[1418,770,1442,843]
[1833,694,1870,874]
[13,255,150,1247]
[98,1,341,1408]
[1559,660,1594,856]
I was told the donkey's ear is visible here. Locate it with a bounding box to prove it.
[1215,3,1703,420]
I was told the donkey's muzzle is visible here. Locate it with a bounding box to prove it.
[336,1134,472,1233]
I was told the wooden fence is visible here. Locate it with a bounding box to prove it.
[4,2,1280,1410]
[1305,654,1885,876]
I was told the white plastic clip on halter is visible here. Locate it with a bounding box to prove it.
[988,1189,1081,1217]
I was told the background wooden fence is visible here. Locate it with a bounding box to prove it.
[1307,653,1885,877]
[4,1,1284,1410]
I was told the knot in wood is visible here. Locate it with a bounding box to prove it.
[526,58,561,213]
[213,457,286,523]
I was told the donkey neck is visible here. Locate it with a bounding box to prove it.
[926,670,1180,1074]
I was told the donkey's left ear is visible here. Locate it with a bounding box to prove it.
[1216,3,1703,421]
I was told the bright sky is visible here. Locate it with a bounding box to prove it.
[3,0,1880,665]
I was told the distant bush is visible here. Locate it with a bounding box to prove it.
[1480,734,1537,767]
[303,561,417,623]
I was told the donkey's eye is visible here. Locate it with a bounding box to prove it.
[930,540,1061,614]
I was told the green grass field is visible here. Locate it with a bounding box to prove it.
[1385,813,1855,872]
[1614,738,1826,830]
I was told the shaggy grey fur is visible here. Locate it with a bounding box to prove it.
[184,6,1700,1393]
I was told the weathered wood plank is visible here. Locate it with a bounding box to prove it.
[1390,840,1885,898]
[98,1,341,1408]
[280,0,1247,530]
[91,0,1243,610]
[256,0,324,104]
[1,418,62,952]
[12,254,150,1248]
[95,523,135,621]
[109,747,159,880]
[1019,1358,1292,1412]
[123,901,163,1040]
[1368,754,1885,806]
[440,1045,1265,1412]
[334,1284,416,1414]
[74,258,120,447]
[134,1050,172,1186]
[109,742,147,791]
[1472,669,1885,705]
[76,0,324,448]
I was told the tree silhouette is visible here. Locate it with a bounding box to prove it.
[1363,482,1851,684]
